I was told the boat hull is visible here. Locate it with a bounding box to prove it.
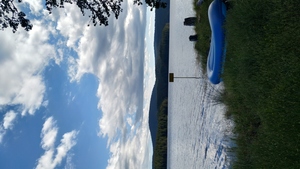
[207,0,227,84]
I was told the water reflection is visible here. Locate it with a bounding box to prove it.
[167,0,234,168]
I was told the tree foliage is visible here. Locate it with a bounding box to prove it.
[0,0,167,32]
[0,0,32,33]
[152,99,168,169]
[152,23,169,169]
[155,23,169,105]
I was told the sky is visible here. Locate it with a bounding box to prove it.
[0,1,156,169]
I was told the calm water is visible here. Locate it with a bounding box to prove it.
[168,1,234,168]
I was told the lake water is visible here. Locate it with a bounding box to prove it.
[168,0,235,168]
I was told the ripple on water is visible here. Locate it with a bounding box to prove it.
[168,0,234,168]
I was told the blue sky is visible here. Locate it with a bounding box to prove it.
[0,1,156,169]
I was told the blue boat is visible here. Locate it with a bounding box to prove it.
[206,0,227,84]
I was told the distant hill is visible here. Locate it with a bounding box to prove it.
[149,23,169,169]
[148,0,170,149]
[149,23,169,150]
[148,3,170,168]
[155,24,169,106]
[153,0,170,61]
[148,84,158,146]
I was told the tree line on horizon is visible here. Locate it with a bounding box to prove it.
[152,99,168,169]
[152,23,169,169]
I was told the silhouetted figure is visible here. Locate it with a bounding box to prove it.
[184,17,197,26]
[189,35,198,41]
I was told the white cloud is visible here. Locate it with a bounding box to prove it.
[41,117,58,149]
[42,100,49,107]
[0,0,155,167]
[77,0,147,144]
[3,110,17,130]
[36,117,78,169]
[21,0,44,14]
[0,110,18,143]
[67,56,78,82]
[0,19,56,116]
[64,154,76,169]
[105,123,153,169]
[45,3,89,50]
[53,131,78,165]
[14,76,46,116]
[0,126,5,144]
[60,1,156,168]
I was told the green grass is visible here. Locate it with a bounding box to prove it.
[193,0,213,71]
[194,0,300,168]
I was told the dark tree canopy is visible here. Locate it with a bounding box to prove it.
[0,0,167,33]
[0,0,33,33]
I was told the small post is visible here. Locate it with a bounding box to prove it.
[169,73,202,82]
[169,73,174,82]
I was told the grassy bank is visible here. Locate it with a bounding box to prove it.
[194,0,300,168]
[193,0,213,71]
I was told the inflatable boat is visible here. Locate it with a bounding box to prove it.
[206,0,227,84]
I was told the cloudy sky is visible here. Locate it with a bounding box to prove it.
[0,1,156,169]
